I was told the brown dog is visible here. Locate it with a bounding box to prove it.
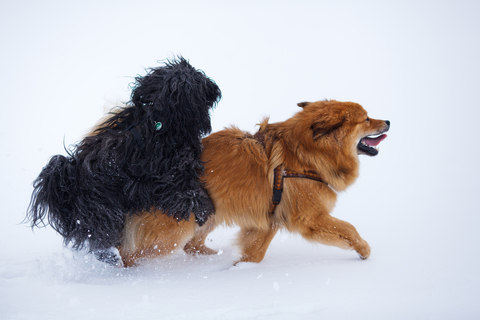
[118,100,390,267]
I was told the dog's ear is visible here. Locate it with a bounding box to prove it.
[297,102,310,108]
[311,111,346,140]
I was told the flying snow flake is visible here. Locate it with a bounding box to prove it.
[273,282,280,291]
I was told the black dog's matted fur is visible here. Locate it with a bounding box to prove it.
[26,57,221,255]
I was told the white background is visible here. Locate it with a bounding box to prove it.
[1,0,479,319]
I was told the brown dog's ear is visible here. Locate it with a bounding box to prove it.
[297,102,310,108]
[311,112,346,139]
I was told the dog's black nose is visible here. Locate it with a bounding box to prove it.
[385,120,390,128]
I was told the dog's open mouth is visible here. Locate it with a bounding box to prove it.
[357,134,387,156]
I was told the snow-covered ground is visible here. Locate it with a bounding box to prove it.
[1,1,480,319]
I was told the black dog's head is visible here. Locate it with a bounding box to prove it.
[131,57,221,137]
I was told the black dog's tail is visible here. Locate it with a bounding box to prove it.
[27,155,78,242]
[26,154,124,251]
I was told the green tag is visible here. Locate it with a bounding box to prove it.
[155,121,162,131]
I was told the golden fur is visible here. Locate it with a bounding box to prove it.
[118,100,390,266]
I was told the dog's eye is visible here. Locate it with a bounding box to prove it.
[365,117,370,122]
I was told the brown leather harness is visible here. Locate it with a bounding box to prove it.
[269,165,328,214]
[253,130,328,214]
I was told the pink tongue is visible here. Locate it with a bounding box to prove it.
[363,134,387,147]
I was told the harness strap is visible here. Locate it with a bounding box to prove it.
[284,169,327,183]
[269,166,285,214]
[251,131,328,215]
[269,165,327,214]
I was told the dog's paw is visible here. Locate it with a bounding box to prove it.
[93,247,124,267]
[184,245,218,256]
[191,192,215,224]
[357,252,369,260]
[355,241,371,260]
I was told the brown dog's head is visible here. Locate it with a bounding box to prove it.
[297,100,390,157]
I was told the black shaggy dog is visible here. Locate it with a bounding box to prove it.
[27,57,221,264]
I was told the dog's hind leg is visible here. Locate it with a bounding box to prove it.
[118,210,196,267]
[235,225,279,264]
[184,216,218,255]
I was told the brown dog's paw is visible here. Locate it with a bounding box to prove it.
[357,252,369,260]
[184,245,218,256]
[355,241,371,260]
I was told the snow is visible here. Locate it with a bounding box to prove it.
[1,0,480,319]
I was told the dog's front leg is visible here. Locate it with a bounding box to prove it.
[188,184,216,225]
[235,225,279,264]
[295,215,371,259]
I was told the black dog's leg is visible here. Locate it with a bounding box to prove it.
[190,184,215,226]
[160,179,215,226]
[93,247,123,267]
